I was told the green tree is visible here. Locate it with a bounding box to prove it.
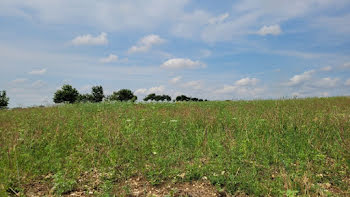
[77,93,93,103]
[164,95,171,102]
[53,84,79,104]
[91,85,104,102]
[107,89,136,102]
[144,93,156,101]
[0,90,9,109]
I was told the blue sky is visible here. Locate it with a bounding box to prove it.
[1,0,350,107]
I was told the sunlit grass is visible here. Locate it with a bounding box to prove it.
[0,97,349,196]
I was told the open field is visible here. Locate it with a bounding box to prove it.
[1,97,350,196]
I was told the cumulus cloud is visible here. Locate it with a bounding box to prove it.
[181,80,203,90]
[235,77,259,86]
[72,32,108,46]
[134,88,148,95]
[135,85,165,95]
[208,13,229,24]
[312,77,339,88]
[28,68,47,75]
[287,70,315,86]
[169,76,182,84]
[257,25,282,36]
[128,34,165,53]
[215,77,264,97]
[100,54,118,63]
[160,58,206,69]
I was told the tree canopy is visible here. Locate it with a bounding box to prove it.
[91,86,104,102]
[107,89,137,102]
[53,85,79,104]
[0,90,9,109]
[175,95,205,102]
[143,93,171,102]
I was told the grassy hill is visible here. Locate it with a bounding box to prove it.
[1,97,349,196]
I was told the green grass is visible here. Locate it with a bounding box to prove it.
[0,97,349,196]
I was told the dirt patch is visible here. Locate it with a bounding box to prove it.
[20,172,229,197]
[23,180,52,197]
[120,176,229,197]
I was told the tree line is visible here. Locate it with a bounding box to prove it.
[53,84,138,104]
[53,84,207,104]
[0,84,208,108]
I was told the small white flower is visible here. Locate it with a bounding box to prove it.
[152,151,157,155]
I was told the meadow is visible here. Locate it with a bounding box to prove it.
[0,97,349,196]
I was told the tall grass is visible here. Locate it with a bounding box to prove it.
[0,97,349,196]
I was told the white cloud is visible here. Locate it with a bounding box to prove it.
[160,58,206,69]
[100,54,118,63]
[208,13,229,24]
[135,85,165,95]
[320,66,332,71]
[312,77,339,88]
[31,80,46,88]
[134,88,148,95]
[72,32,108,46]
[287,70,315,86]
[128,34,165,53]
[149,85,165,93]
[169,76,182,84]
[0,0,189,31]
[215,77,264,97]
[235,77,259,86]
[11,78,27,84]
[28,68,47,75]
[345,79,350,86]
[171,10,212,38]
[257,25,282,36]
[216,85,264,97]
[181,80,203,90]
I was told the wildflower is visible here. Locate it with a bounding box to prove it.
[152,151,157,155]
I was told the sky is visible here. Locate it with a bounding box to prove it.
[1,0,350,107]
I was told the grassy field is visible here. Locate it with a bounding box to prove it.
[0,97,350,196]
